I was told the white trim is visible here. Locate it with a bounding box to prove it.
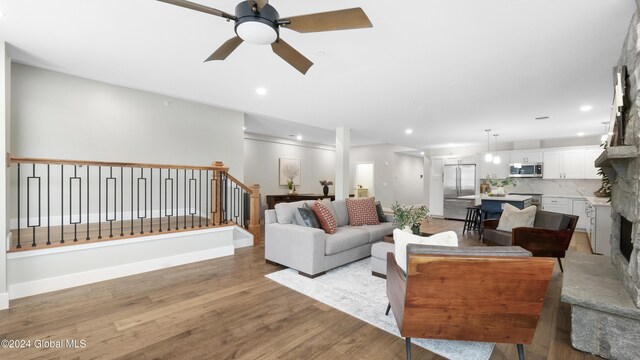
[8,245,234,300]
[7,226,234,259]
[0,292,8,310]
[233,226,254,248]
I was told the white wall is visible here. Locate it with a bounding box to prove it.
[0,42,10,309]
[350,144,425,207]
[243,133,335,204]
[11,64,244,172]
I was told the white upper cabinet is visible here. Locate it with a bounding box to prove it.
[543,148,587,179]
[509,152,542,164]
[480,151,510,179]
[431,157,444,176]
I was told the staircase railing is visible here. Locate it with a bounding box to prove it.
[8,156,260,251]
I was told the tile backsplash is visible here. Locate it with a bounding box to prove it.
[506,178,601,196]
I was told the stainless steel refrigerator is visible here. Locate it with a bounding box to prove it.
[443,164,476,220]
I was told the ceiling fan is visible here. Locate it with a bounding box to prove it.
[157,0,372,74]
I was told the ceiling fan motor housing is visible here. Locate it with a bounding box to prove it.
[234,2,280,45]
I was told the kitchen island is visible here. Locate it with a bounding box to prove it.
[458,194,533,219]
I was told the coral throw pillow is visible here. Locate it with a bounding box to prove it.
[313,201,337,234]
[345,197,380,226]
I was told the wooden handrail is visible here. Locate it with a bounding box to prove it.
[225,172,254,194]
[10,155,220,172]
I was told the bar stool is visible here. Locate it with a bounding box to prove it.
[463,205,482,235]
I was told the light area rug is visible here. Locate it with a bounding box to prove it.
[265,258,495,360]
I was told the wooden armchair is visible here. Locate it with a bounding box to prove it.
[483,210,578,272]
[386,244,554,360]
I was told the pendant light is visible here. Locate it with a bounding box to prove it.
[484,129,493,162]
[493,134,501,164]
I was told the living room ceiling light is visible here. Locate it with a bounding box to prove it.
[405,129,413,134]
[420,151,425,155]
[492,134,501,164]
[580,105,593,112]
[296,135,302,140]
[577,132,585,137]
[256,87,267,95]
[484,129,493,162]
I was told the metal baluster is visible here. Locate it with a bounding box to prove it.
[47,164,51,245]
[86,165,90,240]
[150,168,153,233]
[17,164,21,249]
[60,165,64,244]
[234,184,240,224]
[139,167,145,235]
[183,169,187,229]
[28,164,39,247]
[199,170,202,227]
[224,172,228,224]
[98,166,102,239]
[206,170,209,227]
[71,165,79,242]
[108,167,114,238]
[130,167,134,235]
[175,169,179,230]
[120,167,124,236]
[190,169,195,229]
[159,168,163,232]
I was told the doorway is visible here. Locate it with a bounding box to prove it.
[355,162,375,197]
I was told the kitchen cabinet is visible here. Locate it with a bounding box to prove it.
[444,155,476,165]
[586,202,612,256]
[431,157,444,176]
[543,150,586,179]
[479,151,509,179]
[541,196,571,214]
[509,152,542,164]
[429,174,444,216]
[572,199,588,230]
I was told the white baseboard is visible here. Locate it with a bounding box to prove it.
[234,237,253,248]
[8,246,234,300]
[0,292,8,310]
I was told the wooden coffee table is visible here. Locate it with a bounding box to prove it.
[384,232,433,243]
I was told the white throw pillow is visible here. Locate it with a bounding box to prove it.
[393,229,458,273]
[496,204,537,232]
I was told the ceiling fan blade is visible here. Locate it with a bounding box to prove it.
[205,37,243,61]
[281,8,372,33]
[157,0,235,20]
[271,39,313,75]
[246,0,269,12]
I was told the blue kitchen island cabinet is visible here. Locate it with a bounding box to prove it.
[481,195,533,219]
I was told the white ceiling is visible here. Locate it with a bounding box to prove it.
[0,0,635,149]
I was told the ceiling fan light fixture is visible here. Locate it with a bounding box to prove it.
[234,2,279,45]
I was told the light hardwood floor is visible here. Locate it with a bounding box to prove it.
[0,219,598,359]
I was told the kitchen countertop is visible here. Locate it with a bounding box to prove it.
[458,194,532,206]
[584,196,611,206]
[541,194,588,199]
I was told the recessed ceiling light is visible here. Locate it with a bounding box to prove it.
[577,132,585,137]
[580,105,592,112]
[296,135,303,141]
[256,87,267,95]
[405,129,413,134]
[0,12,5,18]
[420,151,425,155]
[243,126,246,131]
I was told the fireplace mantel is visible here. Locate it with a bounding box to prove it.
[594,145,639,181]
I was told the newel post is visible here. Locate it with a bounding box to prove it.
[249,184,261,244]
[211,161,228,226]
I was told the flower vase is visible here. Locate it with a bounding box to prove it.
[411,224,421,235]
[402,226,412,233]
[288,189,293,195]
[323,185,329,196]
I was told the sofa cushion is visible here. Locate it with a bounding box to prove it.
[332,200,350,227]
[325,227,370,255]
[275,200,314,225]
[375,201,387,222]
[483,228,513,246]
[296,204,321,228]
[534,210,568,230]
[394,229,458,272]
[371,241,395,259]
[346,197,380,226]
[313,201,337,234]
[345,222,394,243]
[497,204,536,232]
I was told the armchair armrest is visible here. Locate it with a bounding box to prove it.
[512,227,573,257]
[386,252,407,329]
[483,219,499,230]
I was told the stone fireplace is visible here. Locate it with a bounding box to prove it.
[560,7,640,360]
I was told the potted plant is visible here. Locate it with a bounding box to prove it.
[488,177,516,196]
[391,202,431,235]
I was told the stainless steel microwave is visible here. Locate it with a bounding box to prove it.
[509,163,543,177]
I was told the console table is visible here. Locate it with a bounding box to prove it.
[266,194,335,209]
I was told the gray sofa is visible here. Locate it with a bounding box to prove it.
[265,199,394,277]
